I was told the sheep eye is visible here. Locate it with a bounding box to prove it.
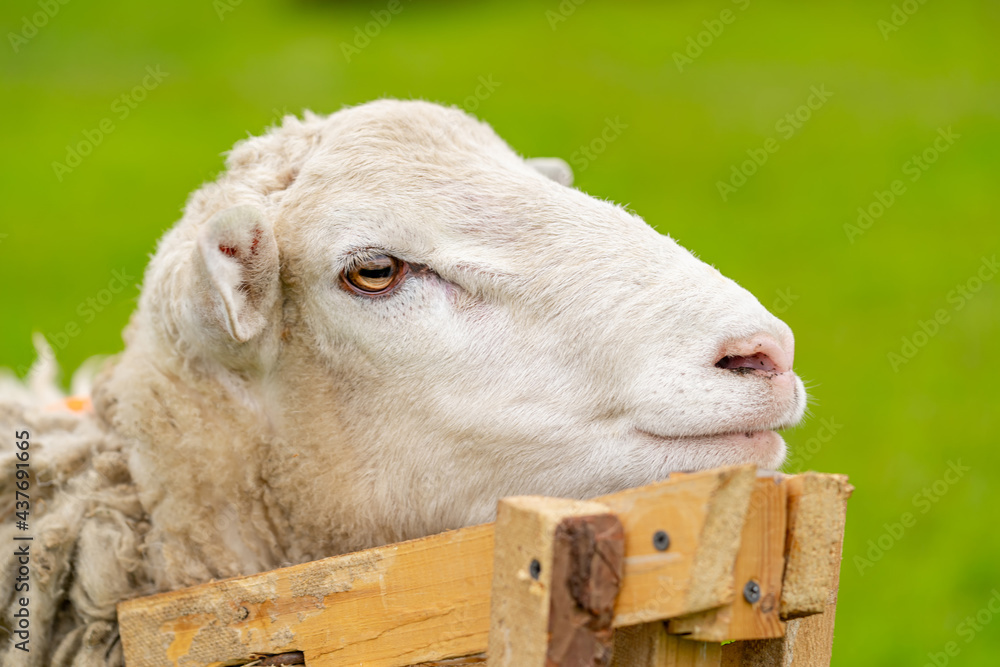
[342,255,406,295]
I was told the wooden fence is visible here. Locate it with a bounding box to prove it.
[116,465,852,667]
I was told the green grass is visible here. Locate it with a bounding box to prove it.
[1,1,998,664]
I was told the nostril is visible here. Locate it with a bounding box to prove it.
[716,353,778,373]
[715,334,793,375]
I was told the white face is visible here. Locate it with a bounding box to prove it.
[250,101,807,543]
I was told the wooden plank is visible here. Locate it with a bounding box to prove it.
[121,524,496,667]
[779,474,853,619]
[612,623,721,667]
[599,465,757,626]
[118,466,757,667]
[667,475,787,642]
[602,465,758,667]
[785,601,840,667]
[721,473,852,667]
[487,497,623,667]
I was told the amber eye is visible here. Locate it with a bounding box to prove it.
[342,255,406,295]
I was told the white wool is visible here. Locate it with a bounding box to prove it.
[0,374,147,665]
[0,100,806,666]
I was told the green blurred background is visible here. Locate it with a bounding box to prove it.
[1,0,998,663]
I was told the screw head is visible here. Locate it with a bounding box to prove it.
[529,559,541,580]
[743,580,762,604]
[653,530,671,551]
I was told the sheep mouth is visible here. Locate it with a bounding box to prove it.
[635,428,787,468]
[636,428,779,441]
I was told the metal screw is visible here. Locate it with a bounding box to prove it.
[743,580,761,604]
[653,530,671,551]
[529,559,541,580]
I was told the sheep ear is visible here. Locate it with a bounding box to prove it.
[197,205,280,343]
[526,157,573,186]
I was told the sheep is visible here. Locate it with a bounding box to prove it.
[0,100,806,666]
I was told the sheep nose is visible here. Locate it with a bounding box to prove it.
[715,333,793,375]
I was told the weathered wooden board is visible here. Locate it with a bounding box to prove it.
[721,473,852,667]
[667,475,787,642]
[779,474,853,619]
[612,623,721,667]
[598,465,757,626]
[487,497,623,667]
[144,524,495,667]
[118,465,756,667]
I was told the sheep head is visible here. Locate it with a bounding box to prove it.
[95,100,806,579]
